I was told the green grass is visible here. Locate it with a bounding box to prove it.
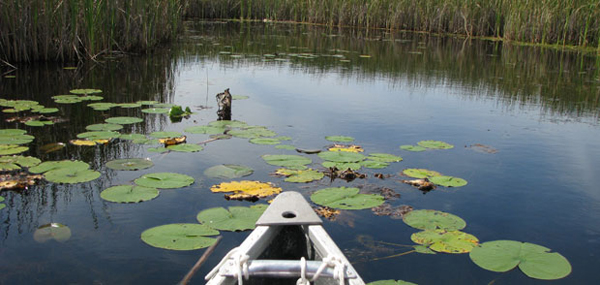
[0,0,185,63]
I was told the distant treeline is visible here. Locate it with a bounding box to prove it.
[0,0,185,63]
[186,0,600,51]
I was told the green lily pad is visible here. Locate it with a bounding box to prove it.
[368,153,403,162]
[151,103,176,109]
[417,140,454,149]
[117,103,142,108]
[403,209,466,231]
[85,123,124,131]
[0,196,4,210]
[0,145,29,155]
[0,129,34,145]
[0,162,20,171]
[119,134,147,141]
[147,147,169,153]
[402,168,442,179]
[106,158,154,171]
[44,168,101,184]
[0,155,41,170]
[249,138,281,145]
[25,120,52,127]
[204,164,254,179]
[77,131,120,140]
[411,230,479,253]
[37,108,59,114]
[310,187,384,210]
[29,160,91,174]
[149,131,182,139]
[429,176,468,187]
[167,144,204,152]
[318,151,365,163]
[184,125,226,135]
[196,205,267,231]
[276,168,324,183]
[134,172,194,189]
[262,154,312,168]
[360,160,389,169]
[367,280,417,285]
[70,88,102,95]
[208,120,248,128]
[105,116,143,125]
[400,145,427,152]
[469,240,572,280]
[414,245,436,254]
[137,100,159,105]
[88,102,117,111]
[322,161,362,170]
[33,223,72,243]
[141,107,170,114]
[100,185,159,203]
[325,135,354,142]
[140,223,219,250]
[229,128,276,139]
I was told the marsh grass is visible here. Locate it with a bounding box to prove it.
[185,0,600,50]
[0,0,185,63]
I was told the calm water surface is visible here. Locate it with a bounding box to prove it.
[1,21,600,284]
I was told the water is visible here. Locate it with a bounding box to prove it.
[1,21,600,284]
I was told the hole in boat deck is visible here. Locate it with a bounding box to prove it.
[282,211,297,219]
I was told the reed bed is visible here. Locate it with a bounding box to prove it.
[185,0,600,50]
[0,0,185,63]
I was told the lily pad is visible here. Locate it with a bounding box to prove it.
[411,230,479,253]
[429,176,468,187]
[134,172,194,189]
[106,158,154,171]
[368,153,403,162]
[137,100,159,105]
[25,120,52,127]
[29,160,91,174]
[417,140,454,149]
[0,155,41,170]
[360,160,389,169]
[167,144,204,152]
[469,240,572,280]
[0,145,28,155]
[69,139,98,146]
[117,103,142,108]
[0,129,34,145]
[275,145,296,150]
[105,116,143,125]
[77,131,120,140]
[328,144,364,153]
[196,205,267,231]
[119,134,147,141]
[149,131,182,139]
[322,161,362,170]
[0,197,4,210]
[249,138,281,145]
[147,147,169,153]
[274,168,324,183]
[208,120,248,128]
[204,164,254,179]
[70,88,102,95]
[400,145,427,152]
[402,168,441,179]
[151,103,175,109]
[318,151,365,163]
[33,223,72,243]
[86,123,123,131]
[310,187,384,210]
[140,223,219,250]
[184,125,226,135]
[38,108,59,114]
[262,154,312,168]
[325,135,354,142]
[100,185,159,203]
[228,128,276,139]
[403,209,466,231]
[88,102,117,111]
[141,107,170,114]
[44,168,101,184]
[210,180,282,200]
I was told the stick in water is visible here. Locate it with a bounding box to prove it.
[179,236,223,285]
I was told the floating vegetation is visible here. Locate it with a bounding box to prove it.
[44,167,101,184]
[325,167,366,182]
[322,161,361,171]
[204,164,253,179]
[196,205,267,231]
[77,131,120,141]
[262,154,311,169]
[106,158,154,171]
[310,187,384,210]
[417,140,454,150]
[372,204,413,219]
[141,107,169,114]
[85,123,124,131]
[149,131,182,139]
[275,144,296,150]
[119,134,147,141]
[249,138,281,145]
[208,120,248,128]
[39,142,65,153]
[325,135,354,142]
[0,173,43,191]
[159,135,186,146]
[105,116,143,125]
[70,88,102,95]
[360,160,389,169]
[328,144,363,153]
[368,153,403,162]
[273,168,324,183]
[0,155,41,171]
[0,196,4,210]
[24,120,53,127]
[428,176,468,187]
[401,168,442,179]
[168,105,193,119]
[210,180,282,201]
[403,210,466,231]
[0,129,34,145]
[0,145,29,155]
[33,223,71,243]
[147,147,169,153]
[184,125,226,135]
[100,185,159,203]
[140,224,219,250]
[318,151,366,163]
[314,206,341,220]
[137,101,159,106]
[469,240,572,280]
[229,127,276,139]
[400,178,436,191]
[166,144,203,152]
[411,230,479,253]
[88,102,117,111]
[134,173,194,189]
[400,145,428,152]
[117,103,142,108]
[69,139,101,146]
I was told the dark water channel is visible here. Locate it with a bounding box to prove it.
[1,21,600,284]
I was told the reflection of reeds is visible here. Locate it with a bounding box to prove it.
[185,0,600,49]
[0,0,185,63]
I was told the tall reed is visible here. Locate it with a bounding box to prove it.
[184,0,600,50]
[0,0,185,63]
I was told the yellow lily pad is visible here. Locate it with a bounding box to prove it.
[210,180,282,200]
